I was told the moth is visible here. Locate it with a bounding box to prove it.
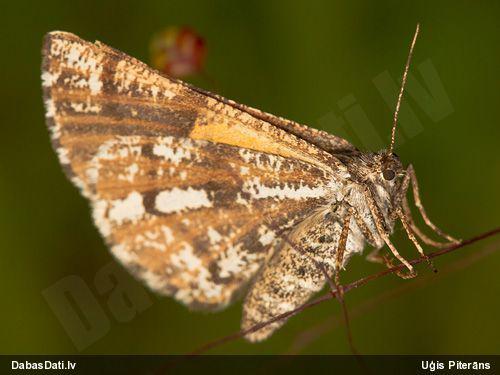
[41,25,458,342]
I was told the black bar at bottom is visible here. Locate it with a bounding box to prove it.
[1,355,498,374]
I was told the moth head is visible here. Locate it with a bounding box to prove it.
[372,151,404,189]
[344,151,403,189]
[380,152,403,182]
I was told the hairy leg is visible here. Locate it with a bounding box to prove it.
[392,168,442,247]
[349,207,385,264]
[407,165,460,243]
[401,196,450,248]
[363,185,417,278]
[397,207,437,272]
[394,165,456,248]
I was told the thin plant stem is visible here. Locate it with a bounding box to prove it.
[287,240,500,354]
[189,226,500,355]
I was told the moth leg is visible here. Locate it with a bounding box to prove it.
[352,201,414,277]
[334,207,353,276]
[380,252,417,279]
[349,208,384,264]
[332,208,359,355]
[401,196,450,248]
[398,166,453,248]
[407,165,460,244]
[363,185,417,278]
[368,247,417,279]
[396,207,437,272]
[330,207,352,303]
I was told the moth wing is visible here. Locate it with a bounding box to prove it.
[242,210,342,341]
[80,136,337,309]
[193,88,358,155]
[42,32,347,199]
[41,31,343,309]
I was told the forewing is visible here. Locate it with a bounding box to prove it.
[89,136,336,309]
[41,31,344,309]
[192,89,358,155]
[42,32,347,199]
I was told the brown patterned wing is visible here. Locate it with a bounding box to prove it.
[42,31,348,199]
[41,31,345,309]
[88,135,338,309]
[190,87,358,155]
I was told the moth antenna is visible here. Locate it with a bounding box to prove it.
[388,23,420,156]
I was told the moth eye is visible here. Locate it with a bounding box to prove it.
[382,169,396,181]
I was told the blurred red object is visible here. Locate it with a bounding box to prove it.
[150,26,207,78]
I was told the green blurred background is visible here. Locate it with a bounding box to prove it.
[1,0,499,354]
